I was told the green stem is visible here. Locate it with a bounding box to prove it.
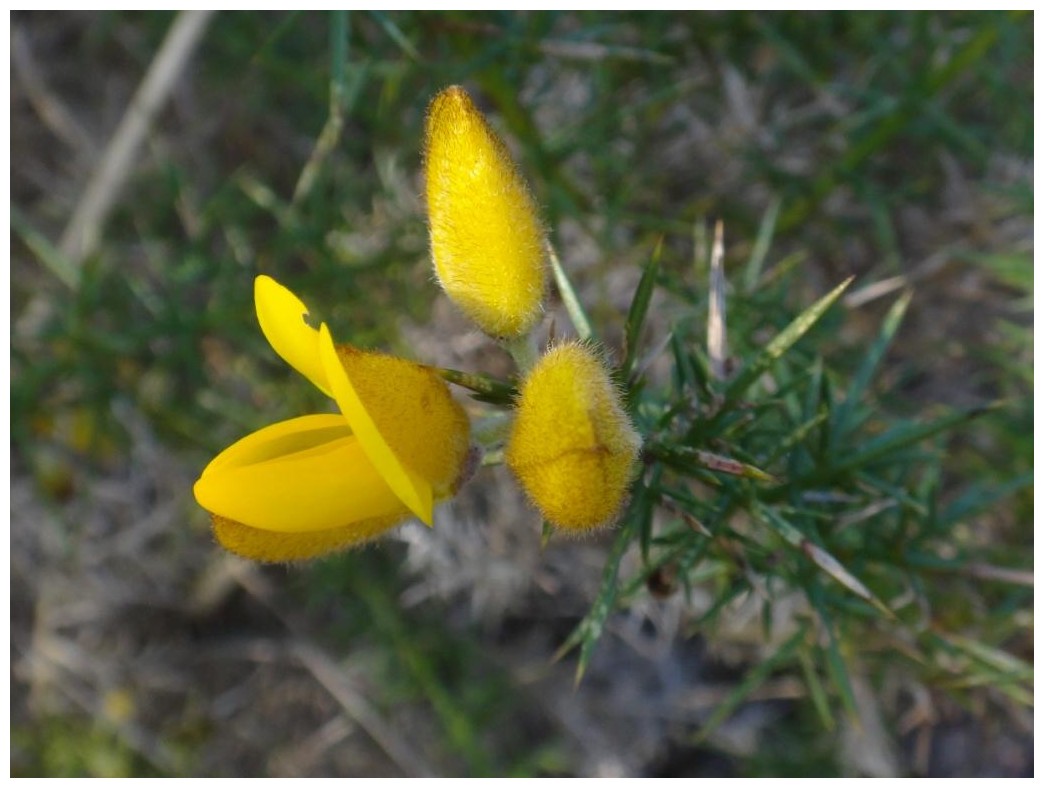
[435,367,516,404]
[501,334,539,375]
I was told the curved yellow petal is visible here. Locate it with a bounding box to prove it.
[255,275,332,397]
[210,513,405,563]
[194,417,408,533]
[317,323,434,525]
[200,413,350,479]
[334,344,472,498]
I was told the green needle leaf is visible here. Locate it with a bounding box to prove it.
[655,446,777,483]
[692,625,807,744]
[622,238,662,381]
[548,242,593,342]
[721,277,854,412]
[832,402,1001,476]
[743,196,781,292]
[810,591,859,721]
[553,485,648,683]
[540,519,554,549]
[436,367,517,405]
[830,289,912,454]
[798,645,835,731]
[757,505,893,618]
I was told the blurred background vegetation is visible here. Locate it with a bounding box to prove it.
[11,10,1032,777]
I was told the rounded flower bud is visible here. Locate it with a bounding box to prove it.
[423,85,547,338]
[506,342,641,531]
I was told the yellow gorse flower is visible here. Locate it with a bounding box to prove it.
[506,341,641,531]
[193,275,471,562]
[424,85,547,338]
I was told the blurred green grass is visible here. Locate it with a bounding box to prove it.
[11,10,1032,777]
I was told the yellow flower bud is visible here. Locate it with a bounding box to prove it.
[506,342,641,531]
[424,85,547,338]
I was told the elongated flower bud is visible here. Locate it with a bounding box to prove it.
[506,342,641,531]
[424,85,547,338]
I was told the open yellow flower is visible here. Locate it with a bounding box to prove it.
[193,275,471,562]
[424,85,548,338]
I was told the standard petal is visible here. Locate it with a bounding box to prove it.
[194,422,408,533]
[255,275,332,397]
[200,413,350,479]
[317,323,434,525]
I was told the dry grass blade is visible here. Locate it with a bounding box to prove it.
[548,240,593,342]
[230,563,435,777]
[12,26,94,152]
[292,643,436,777]
[707,219,728,381]
[59,10,216,265]
[958,563,1033,587]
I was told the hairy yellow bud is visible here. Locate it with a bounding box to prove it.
[424,85,547,338]
[506,342,641,531]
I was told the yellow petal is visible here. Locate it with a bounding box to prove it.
[333,343,472,498]
[254,275,332,397]
[317,323,434,525]
[193,416,409,533]
[210,513,405,563]
[200,413,349,479]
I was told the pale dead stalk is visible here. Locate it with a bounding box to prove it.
[59,10,215,266]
